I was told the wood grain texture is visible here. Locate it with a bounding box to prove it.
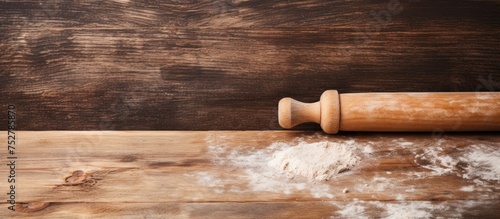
[0,131,498,218]
[2,201,499,219]
[1,0,500,130]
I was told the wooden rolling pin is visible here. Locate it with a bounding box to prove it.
[278,90,500,134]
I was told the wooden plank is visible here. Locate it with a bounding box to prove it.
[1,1,500,130]
[1,201,499,219]
[0,0,499,29]
[0,131,498,217]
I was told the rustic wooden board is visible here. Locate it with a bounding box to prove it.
[2,201,500,219]
[0,131,498,218]
[1,0,500,130]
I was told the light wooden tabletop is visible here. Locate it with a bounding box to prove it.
[1,131,498,218]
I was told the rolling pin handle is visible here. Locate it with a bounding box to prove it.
[278,90,340,134]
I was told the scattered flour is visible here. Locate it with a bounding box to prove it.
[399,142,415,147]
[459,185,475,192]
[414,144,500,182]
[224,141,316,195]
[193,172,224,194]
[199,134,372,197]
[372,177,393,192]
[461,145,500,181]
[334,200,485,219]
[390,138,500,184]
[415,146,456,176]
[362,145,374,154]
[393,138,415,148]
[267,141,360,181]
[195,172,221,186]
[203,137,332,197]
[198,134,498,213]
[337,202,368,219]
[405,187,416,193]
[380,202,446,219]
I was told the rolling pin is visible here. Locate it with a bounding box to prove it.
[278,90,500,134]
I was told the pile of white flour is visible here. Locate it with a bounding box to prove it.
[268,141,360,181]
[200,134,369,197]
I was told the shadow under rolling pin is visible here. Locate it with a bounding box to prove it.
[278,90,500,134]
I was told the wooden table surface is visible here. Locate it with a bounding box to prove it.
[1,131,498,218]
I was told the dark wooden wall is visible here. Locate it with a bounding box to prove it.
[1,0,500,130]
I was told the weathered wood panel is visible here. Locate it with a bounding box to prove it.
[1,0,500,130]
[0,131,498,217]
[2,201,499,219]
